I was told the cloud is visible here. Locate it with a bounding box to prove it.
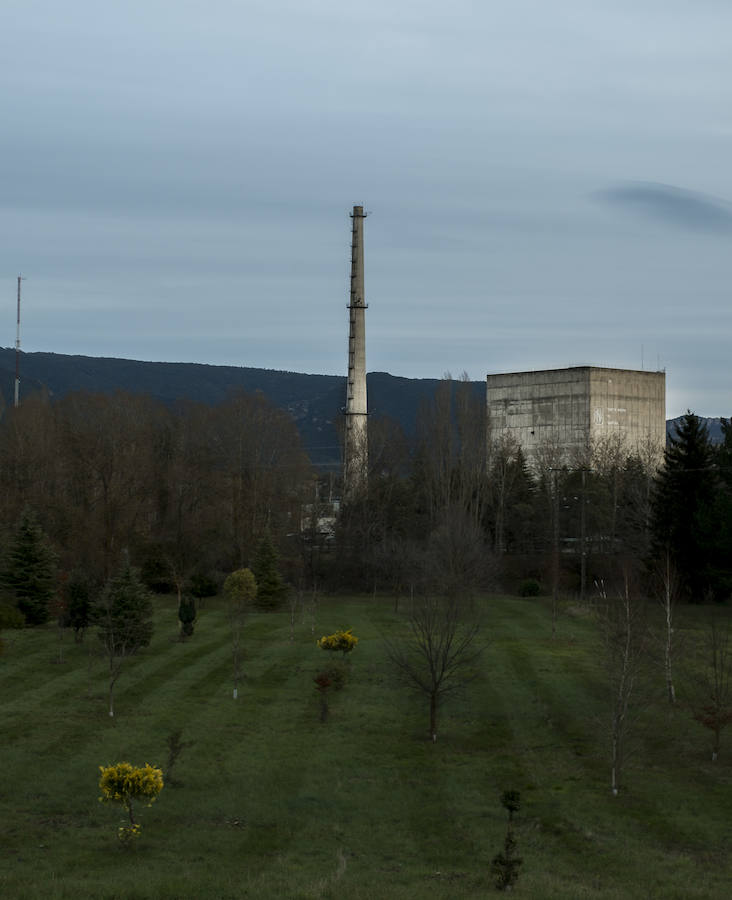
[595,182,732,233]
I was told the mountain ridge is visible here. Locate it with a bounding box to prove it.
[0,348,724,463]
[0,349,458,466]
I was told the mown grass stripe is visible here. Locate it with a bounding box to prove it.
[2,593,731,899]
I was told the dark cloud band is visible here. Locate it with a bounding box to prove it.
[595,182,732,233]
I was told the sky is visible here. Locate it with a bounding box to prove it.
[2,0,731,418]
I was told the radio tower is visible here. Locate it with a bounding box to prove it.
[14,275,23,408]
[343,205,368,497]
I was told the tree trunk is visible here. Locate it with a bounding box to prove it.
[663,552,676,704]
[108,656,118,717]
[232,643,240,699]
[430,692,438,742]
[551,471,559,639]
[176,578,183,640]
[664,643,676,704]
[495,479,505,554]
[579,468,587,603]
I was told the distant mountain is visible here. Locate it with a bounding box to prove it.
[1,349,724,465]
[666,415,725,444]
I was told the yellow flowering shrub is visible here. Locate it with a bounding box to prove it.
[98,762,163,844]
[317,628,358,656]
[99,762,164,804]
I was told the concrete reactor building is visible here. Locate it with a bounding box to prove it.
[486,366,666,466]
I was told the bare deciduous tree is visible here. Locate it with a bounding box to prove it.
[212,391,310,568]
[384,594,482,742]
[57,392,166,580]
[591,433,628,553]
[596,571,647,795]
[425,506,492,604]
[223,568,257,700]
[533,435,567,637]
[691,622,732,761]
[487,432,521,554]
[414,374,489,530]
[658,551,680,705]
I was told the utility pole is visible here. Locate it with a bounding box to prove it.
[549,467,561,639]
[580,467,587,604]
[14,275,24,408]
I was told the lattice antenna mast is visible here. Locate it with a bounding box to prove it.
[14,275,24,408]
[344,206,368,497]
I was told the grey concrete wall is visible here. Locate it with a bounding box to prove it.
[486,366,665,469]
[588,368,666,455]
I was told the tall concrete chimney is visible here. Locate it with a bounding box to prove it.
[344,205,368,496]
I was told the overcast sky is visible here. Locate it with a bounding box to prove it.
[2,1,731,417]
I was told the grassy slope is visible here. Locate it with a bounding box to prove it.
[1,594,730,899]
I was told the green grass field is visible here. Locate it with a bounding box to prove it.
[1,592,730,898]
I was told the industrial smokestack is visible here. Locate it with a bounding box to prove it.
[343,205,368,497]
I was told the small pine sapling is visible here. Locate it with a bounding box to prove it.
[490,790,523,891]
[189,572,218,608]
[501,789,521,822]
[178,595,197,638]
[252,533,287,610]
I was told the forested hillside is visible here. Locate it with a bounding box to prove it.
[0,349,478,468]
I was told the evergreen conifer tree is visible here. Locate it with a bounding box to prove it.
[652,412,719,600]
[178,595,196,637]
[96,563,154,657]
[65,571,93,641]
[502,446,538,554]
[252,534,286,610]
[1,511,57,625]
[95,562,154,716]
[709,418,732,599]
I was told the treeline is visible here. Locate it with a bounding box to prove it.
[1,378,730,630]
[0,389,310,606]
[339,379,732,605]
